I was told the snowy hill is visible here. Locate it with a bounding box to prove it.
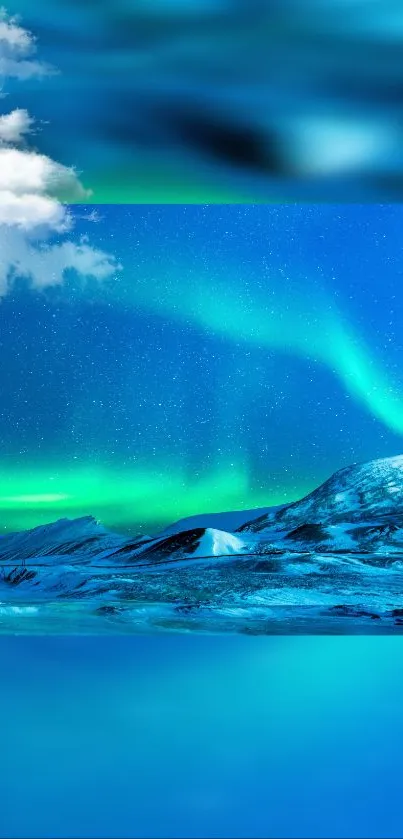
[110,527,248,567]
[0,516,248,569]
[0,516,118,563]
[239,455,403,535]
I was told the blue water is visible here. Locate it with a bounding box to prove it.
[1,636,403,838]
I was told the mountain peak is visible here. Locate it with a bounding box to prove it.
[240,454,403,533]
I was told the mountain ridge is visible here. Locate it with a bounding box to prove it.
[1,454,403,566]
[2,454,403,634]
[239,454,403,534]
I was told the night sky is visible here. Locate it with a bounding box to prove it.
[1,204,403,534]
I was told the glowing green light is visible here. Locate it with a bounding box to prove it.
[124,269,403,436]
[0,462,311,533]
[1,494,70,504]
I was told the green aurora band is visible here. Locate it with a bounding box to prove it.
[0,462,312,534]
[2,267,402,534]
[123,267,403,436]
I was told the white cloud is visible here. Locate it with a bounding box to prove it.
[0,228,122,297]
[0,191,69,231]
[0,143,91,233]
[0,8,55,81]
[0,8,121,296]
[0,146,90,200]
[0,9,34,52]
[0,56,54,80]
[0,108,33,143]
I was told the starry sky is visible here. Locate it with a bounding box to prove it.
[5,0,403,202]
[1,203,403,534]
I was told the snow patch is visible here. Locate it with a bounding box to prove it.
[194,528,245,557]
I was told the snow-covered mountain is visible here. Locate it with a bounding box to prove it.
[0,516,249,569]
[1,455,403,568]
[0,516,125,566]
[2,455,403,635]
[239,455,403,534]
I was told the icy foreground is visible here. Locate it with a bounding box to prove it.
[2,455,403,634]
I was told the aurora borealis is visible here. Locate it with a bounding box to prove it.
[1,203,403,535]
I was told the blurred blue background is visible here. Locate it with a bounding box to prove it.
[1,636,403,838]
[5,0,403,201]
